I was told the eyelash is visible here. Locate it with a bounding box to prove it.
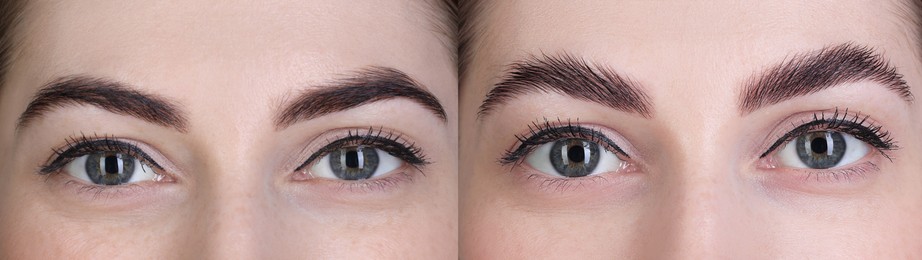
[760,108,897,159]
[500,118,628,167]
[38,133,162,176]
[294,127,430,172]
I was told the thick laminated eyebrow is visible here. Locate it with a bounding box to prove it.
[739,43,913,114]
[478,53,654,119]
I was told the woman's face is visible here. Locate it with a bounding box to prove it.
[0,0,457,258]
[461,0,922,258]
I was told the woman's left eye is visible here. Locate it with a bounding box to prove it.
[525,138,624,178]
[775,131,870,169]
[65,152,158,185]
[309,146,404,180]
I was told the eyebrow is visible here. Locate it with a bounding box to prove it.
[740,43,913,114]
[17,76,189,132]
[274,66,447,129]
[477,53,653,119]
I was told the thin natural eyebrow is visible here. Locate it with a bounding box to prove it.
[477,53,654,119]
[274,66,447,129]
[739,43,913,114]
[16,76,189,132]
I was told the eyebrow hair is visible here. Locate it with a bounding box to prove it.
[740,43,913,114]
[17,76,189,132]
[477,53,654,118]
[274,66,447,129]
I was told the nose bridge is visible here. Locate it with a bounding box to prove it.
[651,105,752,258]
[188,132,281,259]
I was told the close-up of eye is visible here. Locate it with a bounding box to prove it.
[296,128,430,182]
[39,136,167,186]
[64,152,158,185]
[775,131,870,169]
[502,120,631,178]
[524,138,624,177]
[309,146,404,180]
[762,109,896,171]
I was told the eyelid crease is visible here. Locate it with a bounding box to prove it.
[294,126,430,172]
[500,118,629,166]
[760,108,897,159]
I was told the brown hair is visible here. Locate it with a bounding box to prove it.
[0,0,23,92]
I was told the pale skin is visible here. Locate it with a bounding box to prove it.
[0,0,457,259]
[460,0,922,258]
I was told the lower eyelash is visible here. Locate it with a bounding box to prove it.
[799,161,878,183]
[500,118,626,166]
[332,171,415,193]
[295,127,430,172]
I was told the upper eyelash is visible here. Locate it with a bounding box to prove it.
[500,118,628,166]
[39,133,162,175]
[760,108,897,158]
[294,127,430,172]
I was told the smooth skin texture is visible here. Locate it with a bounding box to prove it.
[460,0,922,258]
[0,0,457,258]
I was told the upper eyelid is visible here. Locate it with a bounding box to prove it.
[294,128,429,172]
[502,122,630,165]
[760,110,895,158]
[40,137,163,174]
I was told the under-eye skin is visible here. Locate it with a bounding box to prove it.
[501,119,634,186]
[760,108,897,182]
[38,134,172,198]
[293,127,430,192]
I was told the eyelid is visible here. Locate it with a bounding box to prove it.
[759,108,896,159]
[293,127,430,172]
[501,118,633,166]
[40,134,165,175]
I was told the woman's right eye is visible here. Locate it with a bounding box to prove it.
[65,152,158,185]
[525,138,625,178]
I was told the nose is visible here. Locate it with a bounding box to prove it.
[636,133,766,258]
[178,159,288,259]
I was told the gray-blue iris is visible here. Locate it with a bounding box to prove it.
[795,131,846,169]
[329,146,379,180]
[85,152,135,185]
[549,138,600,177]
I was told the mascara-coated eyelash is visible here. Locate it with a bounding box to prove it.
[294,127,430,172]
[39,134,163,175]
[500,118,629,166]
[760,108,896,159]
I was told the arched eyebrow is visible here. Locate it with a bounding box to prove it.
[274,66,447,130]
[477,53,654,119]
[739,43,913,114]
[17,76,189,133]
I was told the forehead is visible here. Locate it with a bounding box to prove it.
[470,0,918,87]
[14,0,453,94]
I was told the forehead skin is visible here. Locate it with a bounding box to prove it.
[460,0,922,258]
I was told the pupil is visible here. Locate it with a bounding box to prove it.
[104,155,119,174]
[810,137,827,154]
[345,150,360,168]
[567,145,585,163]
